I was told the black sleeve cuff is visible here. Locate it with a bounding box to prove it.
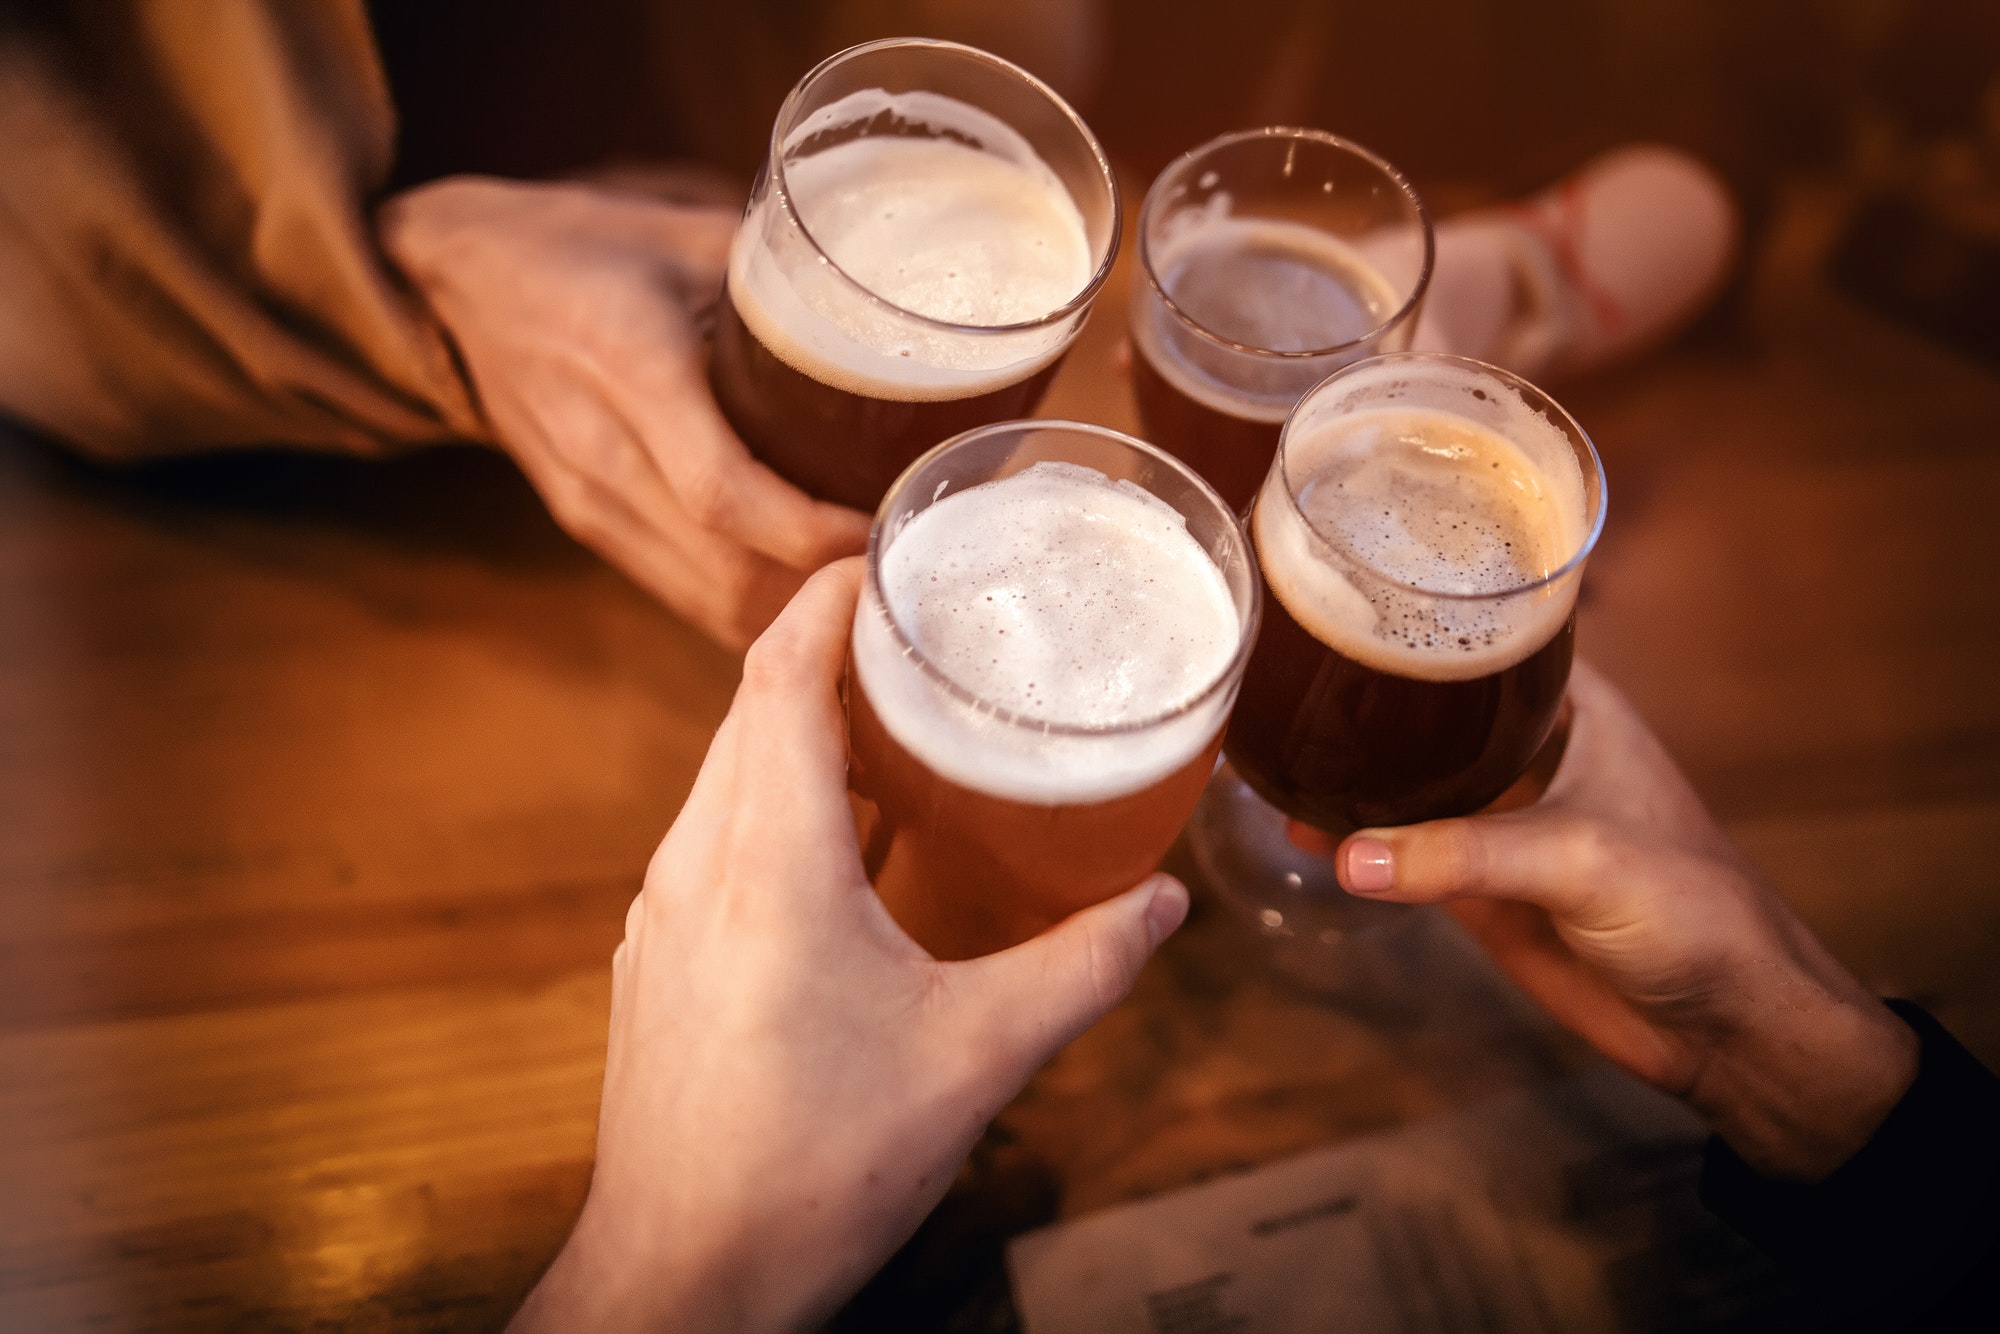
[1699,1000,2000,1324]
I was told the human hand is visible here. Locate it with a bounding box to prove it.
[1325,660,1917,1182]
[378,177,869,650]
[510,559,1190,1333]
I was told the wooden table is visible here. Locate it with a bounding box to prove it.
[3,179,1997,1329]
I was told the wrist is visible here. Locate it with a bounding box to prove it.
[1695,986,1918,1181]
[510,1194,757,1334]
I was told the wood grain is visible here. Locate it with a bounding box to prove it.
[4,177,1998,1330]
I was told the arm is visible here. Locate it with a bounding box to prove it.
[0,2,864,648]
[1325,661,2000,1318]
[1330,660,1918,1180]
[510,559,1189,1332]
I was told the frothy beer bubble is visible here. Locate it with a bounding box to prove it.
[787,137,1091,328]
[1256,402,1589,683]
[853,462,1243,805]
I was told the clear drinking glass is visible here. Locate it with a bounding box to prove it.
[1192,353,1606,999]
[1130,128,1433,513]
[848,419,1260,960]
[711,38,1121,512]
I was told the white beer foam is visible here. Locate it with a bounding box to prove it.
[786,138,1092,326]
[1255,390,1589,683]
[1133,214,1406,423]
[854,462,1243,805]
[731,90,1094,402]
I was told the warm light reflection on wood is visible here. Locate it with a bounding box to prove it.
[5,79,2000,1330]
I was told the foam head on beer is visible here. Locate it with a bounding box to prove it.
[853,461,1244,805]
[1137,211,1408,424]
[1254,359,1594,684]
[785,136,1091,328]
[731,89,1096,402]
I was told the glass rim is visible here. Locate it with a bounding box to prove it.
[1274,352,1608,602]
[766,37,1122,339]
[865,418,1263,739]
[1137,126,1435,361]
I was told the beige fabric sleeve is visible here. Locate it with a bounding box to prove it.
[0,1,483,460]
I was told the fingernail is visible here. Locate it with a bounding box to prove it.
[1343,839,1396,894]
[1143,876,1190,946]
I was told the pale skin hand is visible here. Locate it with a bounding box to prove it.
[1316,660,1919,1183]
[378,177,870,650]
[510,559,1190,1334]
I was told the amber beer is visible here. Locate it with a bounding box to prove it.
[712,40,1118,512]
[848,683,1221,959]
[711,295,1065,512]
[1131,130,1431,513]
[1224,354,1605,831]
[847,422,1257,960]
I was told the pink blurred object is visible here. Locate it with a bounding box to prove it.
[1415,145,1741,381]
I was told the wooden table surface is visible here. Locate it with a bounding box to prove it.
[3,178,1998,1329]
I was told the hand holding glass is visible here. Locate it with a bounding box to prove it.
[848,420,1258,960]
[712,38,1120,512]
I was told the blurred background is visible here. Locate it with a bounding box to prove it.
[378,0,2000,367]
[3,0,1997,1329]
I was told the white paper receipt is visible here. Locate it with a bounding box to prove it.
[1007,1067,1798,1333]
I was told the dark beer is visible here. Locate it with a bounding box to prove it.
[717,97,1104,512]
[1128,346,1280,516]
[1133,218,1404,512]
[849,451,1251,960]
[710,290,1065,513]
[1131,132,1427,514]
[1226,592,1574,830]
[1225,386,1595,831]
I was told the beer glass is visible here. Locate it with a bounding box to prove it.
[712,38,1121,512]
[1192,353,1605,990]
[1131,129,1432,513]
[849,420,1260,960]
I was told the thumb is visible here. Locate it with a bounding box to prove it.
[1335,811,1630,928]
[955,874,1189,1077]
